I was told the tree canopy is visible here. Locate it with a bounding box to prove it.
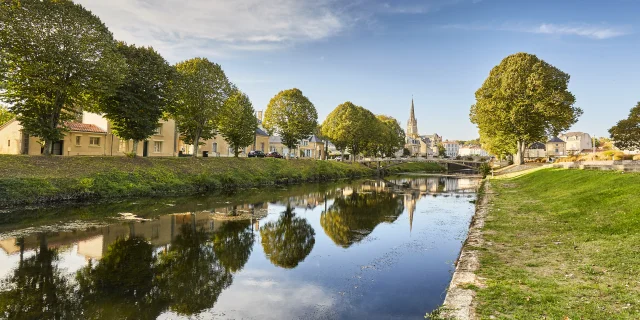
[216,89,258,157]
[321,102,378,161]
[100,42,175,155]
[171,58,231,157]
[260,206,315,269]
[0,105,14,126]
[263,88,317,156]
[470,52,581,164]
[375,115,406,157]
[609,102,640,151]
[0,0,125,154]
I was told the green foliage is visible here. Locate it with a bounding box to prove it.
[321,101,378,160]
[0,0,125,154]
[100,42,175,154]
[470,53,581,164]
[479,162,491,178]
[0,105,14,126]
[263,88,318,153]
[217,89,257,157]
[260,206,315,268]
[403,148,411,156]
[609,102,640,151]
[374,115,406,157]
[437,143,446,157]
[171,58,231,157]
[213,221,255,273]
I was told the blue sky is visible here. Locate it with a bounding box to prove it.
[77,0,640,140]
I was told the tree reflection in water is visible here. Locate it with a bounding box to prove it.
[213,220,255,273]
[260,205,315,269]
[0,234,77,320]
[320,191,404,248]
[76,236,165,320]
[156,222,232,316]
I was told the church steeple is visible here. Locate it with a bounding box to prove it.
[407,97,418,138]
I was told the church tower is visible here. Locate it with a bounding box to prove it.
[407,98,418,138]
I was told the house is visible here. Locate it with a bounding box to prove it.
[404,136,421,156]
[459,145,490,157]
[421,134,442,154]
[419,137,434,158]
[190,126,270,157]
[558,132,592,155]
[269,135,324,159]
[546,137,566,157]
[524,142,546,159]
[442,140,460,158]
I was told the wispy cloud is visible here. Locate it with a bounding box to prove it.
[442,22,631,40]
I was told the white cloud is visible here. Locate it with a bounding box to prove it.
[533,23,629,39]
[76,0,346,60]
[442,22,631,40]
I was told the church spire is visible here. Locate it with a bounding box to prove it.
[407,97,418,138]
[410,97,415,121]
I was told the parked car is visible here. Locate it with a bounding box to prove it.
[248,150,266,158]
[266,151,283,159]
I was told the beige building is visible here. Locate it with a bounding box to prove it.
[559,132,592,154]
[546,137,566,157]
[269,135,325,159]
[524,142,546,159]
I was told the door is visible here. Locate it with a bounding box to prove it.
[143,141,149,157]
[52,140,63,155]
[20,131,29,154]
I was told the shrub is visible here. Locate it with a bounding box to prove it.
[634,154,640,161]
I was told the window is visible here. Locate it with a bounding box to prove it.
[75,136,81,146]
[302,140,309,146]
[89,137,100,146]
[153,141,163,153]
[212,143,218,153]
[260,142,265,151]
[555,149,559,153]
[152,124,163,135]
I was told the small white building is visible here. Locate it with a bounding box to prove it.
[558,132,592,155]
[442,140,460,158]
[459,145,490,157]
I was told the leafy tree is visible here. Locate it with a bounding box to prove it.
[157,222,232,315]
[217,89,257,157]
[402,148,411,157]
[171,58,231,157]
[0,0,124,155]
[320,190,403,248]
[260,205,315,269]
[263,88,318,158]
[376,115,405,157]
[470,53,581,165]
[321,102,378,162]
[0,234,78,319]
[437,143,446,157]
[609,102,640,151]
[213,220,255,273]
[0,105,14,126]
[100,42,175,155]
[76,236,166,320]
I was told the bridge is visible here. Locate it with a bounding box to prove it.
[357,157,485,173]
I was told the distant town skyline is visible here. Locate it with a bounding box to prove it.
[76,0,640,140]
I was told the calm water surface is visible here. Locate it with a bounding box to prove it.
[0,176,479,320]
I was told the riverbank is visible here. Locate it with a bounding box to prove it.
[459,169,640,319]
[0,155,443,209]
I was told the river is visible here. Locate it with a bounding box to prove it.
[0,176,480,320]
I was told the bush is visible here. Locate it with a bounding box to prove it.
[634,154,640,161]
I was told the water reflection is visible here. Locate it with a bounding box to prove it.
[260,205,315,269]
[0,176,479,319]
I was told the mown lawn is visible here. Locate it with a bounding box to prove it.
[476,169,640,319]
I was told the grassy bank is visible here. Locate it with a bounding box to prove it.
[0,156,444,209]
[0,155,375,208]
[475,169,640,319]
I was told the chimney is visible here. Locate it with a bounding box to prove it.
[257,111,263,122]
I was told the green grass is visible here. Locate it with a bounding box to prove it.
[0,155,374,208]
[475,169,640,319]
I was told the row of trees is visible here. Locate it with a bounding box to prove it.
[0,0,263,157]
[320,102,406,160]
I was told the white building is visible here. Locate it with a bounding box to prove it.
[558,132,592,154]
[442,140,460,158]
[459,145,489,157]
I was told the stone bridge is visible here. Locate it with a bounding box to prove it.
[357,157,484,173]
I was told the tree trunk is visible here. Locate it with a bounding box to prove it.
[192,131,201,158]
[132,140,139,155]
[43,140,52,156]
[234,146,240,157]
[514,140,526,165]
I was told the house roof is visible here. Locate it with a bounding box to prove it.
[255,127,269,136]
[529,142,546,150]
[547,137,564,143]
[308,135,323,143]
[64,122,107,133]
[561,132,585,137]
[0,118,17,131]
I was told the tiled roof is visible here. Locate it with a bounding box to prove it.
[308,135,323,143]
[562,132,585,137]
[255,127,269,136]
[529,142,546,150]
[0,118,17,131]
[64,122,107,133]
[547,137,564,143]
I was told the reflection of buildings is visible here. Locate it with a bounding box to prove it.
[1,212,226,260]
[391,177,479,194]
